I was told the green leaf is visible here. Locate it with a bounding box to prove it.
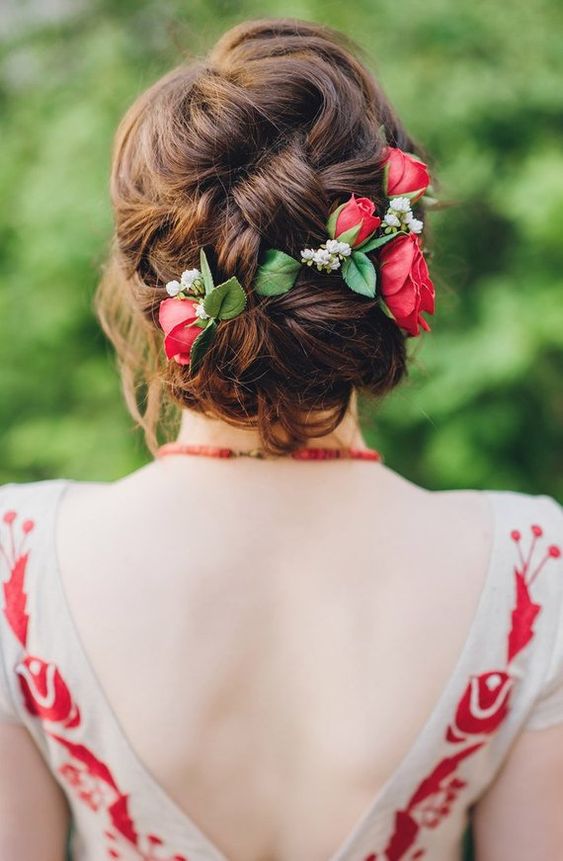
[203,276,247,320]
[200,248,214,296]
[340,252,377,298]
[334,222,361,246]
[190,319,217,373]
[378,297,395,321]
[191,317,208,329]
[326,202,347,238]
[389,188,427,202]
[357,232,401,253]
[382,161,391,196]
[254,249,301,296]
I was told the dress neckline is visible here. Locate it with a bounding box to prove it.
[45,478,499,861]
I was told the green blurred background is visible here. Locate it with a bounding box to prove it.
[0,0,561,496]
[3,2,558,857]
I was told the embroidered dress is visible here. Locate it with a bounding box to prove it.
[0,478,562,861]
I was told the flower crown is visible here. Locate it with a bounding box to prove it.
[158,146,436,371]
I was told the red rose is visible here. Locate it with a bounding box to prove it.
[379,233,435,336]
[334,194,381,246]
[16,655,81,728]
[158,298,203,366]
[382,147,430,202]
[447,670,513,741]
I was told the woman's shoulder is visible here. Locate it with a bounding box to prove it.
[0,479,106,562]
[0,477,110,512]
[0,477,75,524]
[429,486,562,595]
[482,486,561,516]
[417,486,562,628]
[429,486,563,732]
[478,487,561,558]
[429,485,561,537]
[0,476,70,500]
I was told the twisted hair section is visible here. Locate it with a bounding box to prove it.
[95,17,430,454]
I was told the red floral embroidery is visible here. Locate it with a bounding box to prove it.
[1,510,33,647]
[106,828,192,860]
[445,670,513,741]
[2,503,560,861]
[362,523,561,861]
[0,509,188,861]
[59,761,110,811]
[506,524,560,661]
[16,654,81,727]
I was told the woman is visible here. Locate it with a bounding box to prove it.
[0,17,561,861]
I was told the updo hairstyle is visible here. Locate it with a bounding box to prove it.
[95,17,431,454]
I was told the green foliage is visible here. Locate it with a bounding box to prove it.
[0,0,561,503]
[341,251,377,297]
[326,201,346,239]
[200,248,215,296]
[254,249,302,296]
[190,319,218,374]
[332,222,361,246]
[357,232,399,253]
[202,276,247,320]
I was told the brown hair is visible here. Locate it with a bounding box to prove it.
[95,17,431,455]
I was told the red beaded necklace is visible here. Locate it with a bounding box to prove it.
[156,442,382,461]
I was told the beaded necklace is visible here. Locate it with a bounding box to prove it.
[156,442,382,461]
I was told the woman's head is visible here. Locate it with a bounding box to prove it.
[96,17,433,455]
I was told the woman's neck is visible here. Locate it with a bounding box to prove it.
[173,393,370,453]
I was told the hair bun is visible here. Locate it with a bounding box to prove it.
[97,17,430,455]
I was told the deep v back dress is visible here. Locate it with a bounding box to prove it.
[0,478,562,861]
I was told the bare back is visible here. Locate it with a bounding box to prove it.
[54,457,493,861]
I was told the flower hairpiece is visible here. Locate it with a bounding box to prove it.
[253,147,435,335]
[159,248,247,371]
[158,147,436,369]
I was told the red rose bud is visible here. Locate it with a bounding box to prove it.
[333,194,381,246]
[379,233,435,337]
[158,297,204,365]
[382,147,430,203]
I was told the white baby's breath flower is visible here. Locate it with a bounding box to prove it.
[326,239,352,257]
[384,213,401,228]
[389,197,412,213]
[166,280,182,297]
[313,248,331,265]
[180,268,202,288]
[194,302,209,319]
[301,240,351,273]
[408,217,424,234]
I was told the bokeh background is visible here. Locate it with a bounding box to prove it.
[2,3,561,858]
[1,0,562,497]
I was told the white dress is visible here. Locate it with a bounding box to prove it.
[0,478,562,861]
